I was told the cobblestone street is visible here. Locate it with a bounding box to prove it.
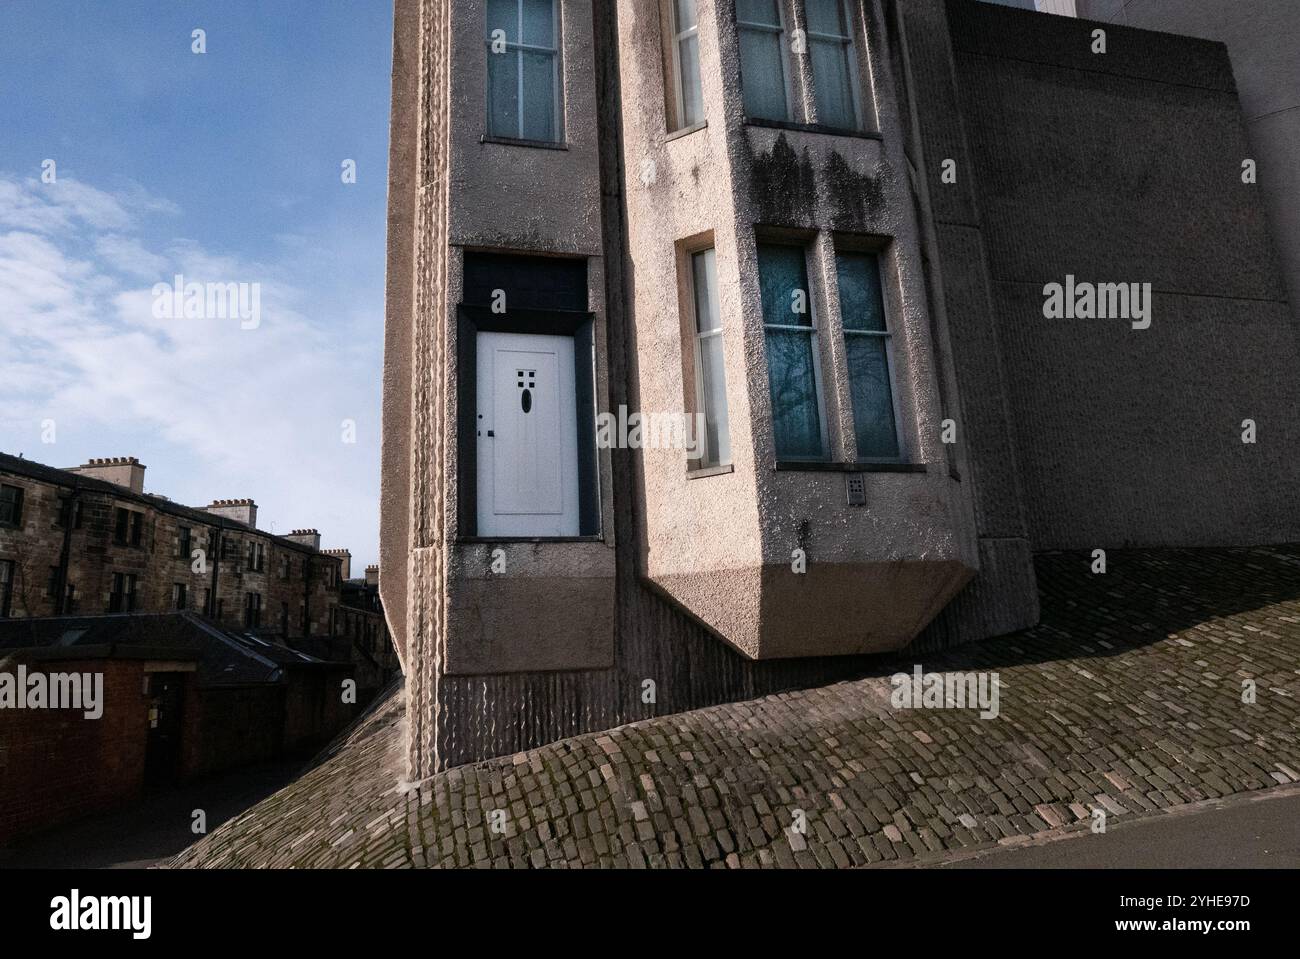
[171,547,1300,868]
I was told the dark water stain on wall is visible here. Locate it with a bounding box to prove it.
[825,151,890,233]
[749,134,818,224]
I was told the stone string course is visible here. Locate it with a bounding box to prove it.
[171,547,1300,869]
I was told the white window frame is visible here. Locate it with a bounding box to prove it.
[835,249,906,463]
[669,0,704,131]
[687,247,732,469]
[736,0,796,123]
[485,0,565,143]
[758,242,831,462]
[802,0,864,130]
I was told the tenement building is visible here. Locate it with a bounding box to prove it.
[0,452,343,639]
[380,0,1300,775]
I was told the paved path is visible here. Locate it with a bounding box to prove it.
[171,547,1300,869]
[937,783,1300,869]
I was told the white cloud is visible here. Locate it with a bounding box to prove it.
[0,173,381,566]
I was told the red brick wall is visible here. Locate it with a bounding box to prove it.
[0,657,147,846]
[282,669,354,754]
[181,684,284,779]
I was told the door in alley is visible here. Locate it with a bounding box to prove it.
[144,673,185,788]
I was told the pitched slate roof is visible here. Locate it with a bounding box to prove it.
[0,612,348,687]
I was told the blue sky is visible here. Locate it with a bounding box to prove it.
[0,1,394,569]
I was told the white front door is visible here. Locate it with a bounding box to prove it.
[476,331,580,537]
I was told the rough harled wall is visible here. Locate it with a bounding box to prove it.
[400,0,453,781]
[1074,0,1300,324]
[424,0,890,773]
[946,0,1300,550]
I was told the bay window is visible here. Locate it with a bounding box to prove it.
[736,0,792,121]
[805,0,860,129]
[737,0,867,131]
[836,251,901,459]
[757,243,827,460]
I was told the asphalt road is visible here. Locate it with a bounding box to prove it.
[945,786,1300,868]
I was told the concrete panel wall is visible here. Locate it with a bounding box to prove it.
[1076,0,1300,322]
[949,0,1300,548]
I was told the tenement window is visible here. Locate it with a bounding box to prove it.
[56,495,81,529]
[109,572,138,613]
[178,526,192,561]
[172,582,188,611]
[686,247,732,468]
[486,0,563,143]
[836,251,901,459]
[757,243,827,460]
[244,591,262,629]
[0,484,24,528]
[114,508,143,547]
[0,559,14,618]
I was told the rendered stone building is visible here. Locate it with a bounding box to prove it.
[381,0,1300,776]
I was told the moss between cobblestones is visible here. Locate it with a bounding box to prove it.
[170,547,1300,869]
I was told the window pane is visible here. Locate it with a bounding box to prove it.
[486,0,517,39]
[845,334,900,459]
[678,33,704,127]
[691,249,731,467]
[765,329,823,458]
[487,49,521,137]
[698,333,732,466]
[836,252,887,331]
[674,0,699,30]
[522,0,555,47]
[739,29,788,121]
[810,38,857,129]
[737,0,781,27]
[805,0,849,36]
[691,249,720,333]
[521,50,557,141]
[757,245,811,327]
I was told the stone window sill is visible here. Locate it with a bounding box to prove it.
[743,117,883,141]
[686,463,734,480]
[479,135,568,151]
[775,461,927,473]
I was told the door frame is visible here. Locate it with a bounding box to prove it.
[475,330,579,537]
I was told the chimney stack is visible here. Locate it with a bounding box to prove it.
[323,548,352,580]
[68,457,146,494]
[284,528,321,551]
[204,498,258,528]
[364,565,379,587]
